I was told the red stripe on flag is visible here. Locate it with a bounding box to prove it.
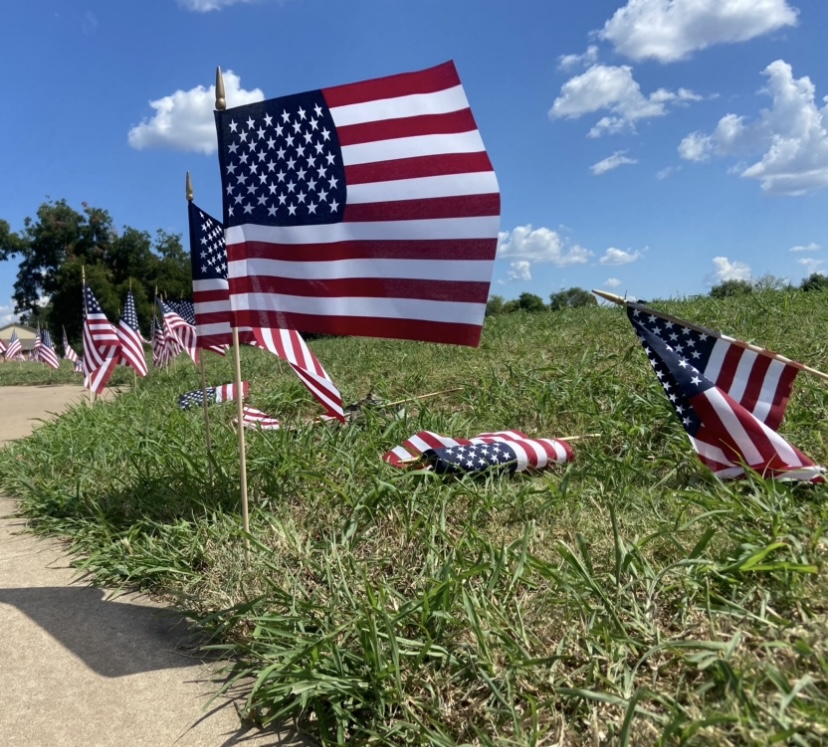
[231,275,490,304]
[336,109,479,146]
[323,61,460,108]
[343,193,501,222]
[345,152,494,185]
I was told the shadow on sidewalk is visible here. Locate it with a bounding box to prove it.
[0,586,205,677]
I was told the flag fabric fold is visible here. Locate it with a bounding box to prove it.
[178,381,249,410]
[626,303,824,482]
[383,430,575,473]
[235,405,281,431]
[117,290,148,377]
[83,286,121,394]
[214,60,500,348]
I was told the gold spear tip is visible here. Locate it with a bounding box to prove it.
[592,289,626,305]
[186,171,194,202]
[215,66,226,111]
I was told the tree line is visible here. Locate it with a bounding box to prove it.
[486,288,597,316]
[0,200,192,341]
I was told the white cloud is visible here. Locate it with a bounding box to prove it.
[679,61,828,195]
[177,0,256,11]
[558,45,599,72]
[656,165,680,179]
[790,242,821,252]
[591,150,638,175]
[599,0,798,63]
[798,257,824,274]
[550,64,701,136]
[497,225,592,266]
[600,247,642,265]
[0,303,18,326]
[708,256,752,284]
[604,278,622,288]
[507,261,532,282]
[128,71,264,154]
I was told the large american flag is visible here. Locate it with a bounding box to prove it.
[189,200,344,420]
[117,290,148,377]
[5,331,22,361]
[627,304,823,481]
[383,430,575,472]
[214,60,500,347]
[83,286,121,394]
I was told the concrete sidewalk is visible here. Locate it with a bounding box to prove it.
[0,387,302,746]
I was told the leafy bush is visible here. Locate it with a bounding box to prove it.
[710,279,753,299]
[550,287,597,311]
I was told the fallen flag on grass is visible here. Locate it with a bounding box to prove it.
[178,381,249,410]
[626,302,824,482]
[383,430,575,473]
[235,405,281,431]
[214,60,500,348]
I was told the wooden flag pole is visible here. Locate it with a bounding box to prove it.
[593,288,828,384]
[82,266,95,403]
[187,171,215,483]
[217,67,250,549]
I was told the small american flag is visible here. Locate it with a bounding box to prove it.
[188,201,343,419]
[214,60,500,348]
[117,290,148,377]
[0,336,6,355]
[62,327,80,363]
[236,405,281,431]
[36,329,60,370]
[384,430,575,472]
[160,299,198,365]
[178,381,249,410]
[5,331,22,361]
[627,304,824,481]
[83,286,121,394]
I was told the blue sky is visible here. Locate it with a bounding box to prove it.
[2,0,827,324]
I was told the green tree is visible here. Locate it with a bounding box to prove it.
[549,287,597,311]
[710,279,753,299]
[0,200,190,340]
[517,292,546,313]
[485,295,505,316]
[800,272,828,292]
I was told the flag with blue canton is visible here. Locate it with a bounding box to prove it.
[39,328,60,370]
[214,61,501,347]
[178,381,249,410]
[424,442,522,474]
[628,303,823,481]
[117,290,148,377]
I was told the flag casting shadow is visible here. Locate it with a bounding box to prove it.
[0,586,206,678]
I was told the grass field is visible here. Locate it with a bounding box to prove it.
[1,290,827,746]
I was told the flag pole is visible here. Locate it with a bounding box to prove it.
[592,289,828,384]
[82,266,95,403]
[217,66,251,548]
[187,171,215,484]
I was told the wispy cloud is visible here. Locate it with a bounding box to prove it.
[591,151,638,175]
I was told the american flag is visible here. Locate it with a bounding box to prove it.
[236,405,281,431]
[117,290,148,377]
[32,328,43,362]
[0,336,6,355]
[36,329,60,370]
[62,327,80,363]
[83,286,121,394]
[189,200,344,419]
[627,304,824,481]
[150,315,168,368]
[5,331,22,361]
[215,60,500,348]
[160,299,198,365]
[383,430,575,472]
[178,381,249,410]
